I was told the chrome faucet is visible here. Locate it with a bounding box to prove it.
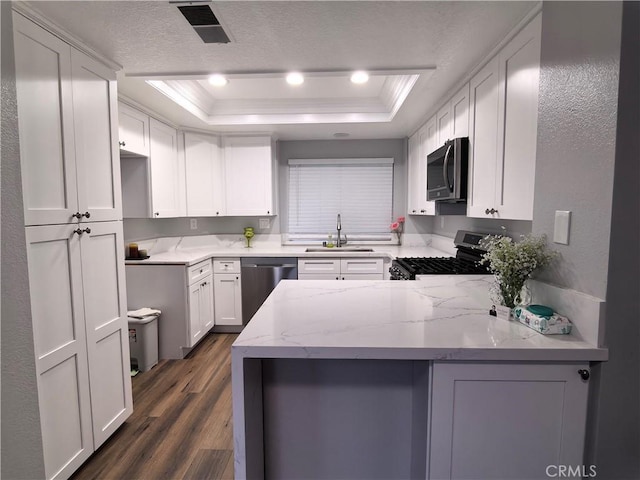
[336,214,347,247]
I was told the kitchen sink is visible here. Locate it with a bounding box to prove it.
[305,247,374,252]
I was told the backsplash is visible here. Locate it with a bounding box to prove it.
[432,216,532,240]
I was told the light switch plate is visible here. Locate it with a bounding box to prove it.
[553,211,571,244]
[190,218,198,230]
[259,218,270,229]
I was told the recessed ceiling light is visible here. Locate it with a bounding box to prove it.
[208,74,228,87]
[286,72,304,86]
[350,71,369,84]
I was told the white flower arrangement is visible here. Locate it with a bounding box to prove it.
[480,230,558,308]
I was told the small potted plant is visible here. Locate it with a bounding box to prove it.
[390,216,405,245]
[480,230,557,319]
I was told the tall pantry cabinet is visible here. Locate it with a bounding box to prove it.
[13,10,132,480]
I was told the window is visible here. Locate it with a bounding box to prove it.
[288,158,394,241]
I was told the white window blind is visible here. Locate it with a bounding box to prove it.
[288,158,394,236]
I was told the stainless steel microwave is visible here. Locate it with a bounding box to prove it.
[426,137,469,202]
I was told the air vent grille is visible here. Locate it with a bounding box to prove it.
[177,5,219,26]
[176,4,230,44]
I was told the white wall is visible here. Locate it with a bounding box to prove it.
[0,2,46,477]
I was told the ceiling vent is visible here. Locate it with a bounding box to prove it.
[174,2,230,44]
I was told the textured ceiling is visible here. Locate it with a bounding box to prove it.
[26,1,537,139]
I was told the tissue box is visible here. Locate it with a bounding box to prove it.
[512,306,573,335]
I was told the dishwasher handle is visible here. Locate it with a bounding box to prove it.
[244,263,297,269]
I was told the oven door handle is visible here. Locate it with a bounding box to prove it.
[442,143,453,191]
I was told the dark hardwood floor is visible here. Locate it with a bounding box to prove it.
[71,333,237,480]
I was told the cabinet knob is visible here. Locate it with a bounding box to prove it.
[267,211,270,214]
[236,276,239,280]
[336,277,339,280]
[216,212,220,215]
[72,212,82,219]
[119,141,126,147]
[82,211,90,218]
[73,228,84,235]
[83,227,91,234]
[155,212,160,217]
[420,209,425,213]
[485,208,498,215]
[578,369,590,381]
[412,210,416,213]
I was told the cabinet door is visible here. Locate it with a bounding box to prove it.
[467,56,500,218]
[13,13,79,226]
[214,273,243,326]
[340,274,383,280]
[149,119,185,218]
[201,276,215,331]
[118,102,150,157]
[298,273,341,280]
[25,225,93,480]
[71,50,122,223]
[495,14,541,221]
[429,362,589,480]
[451,83,470,138]
[418,121,436,215]
[224,136,274,216]
[188,282,204,346]
[407,133,421,215]
[79,221,132,448]
[184,132,225,216]
[436,103,452,146]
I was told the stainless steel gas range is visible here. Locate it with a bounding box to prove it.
[389,230,491,280]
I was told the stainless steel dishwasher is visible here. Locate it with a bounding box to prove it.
[241,257,298,324]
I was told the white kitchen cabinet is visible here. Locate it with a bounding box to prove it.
[467,14,541,220]
[407,121,436,216]
[428,361,589,480]
[223,136,276,216]
[450,83,470,138]
[118,102,150,157]
[125,260,214,359]
[14,13,121,226]
[149,118,185,218]
[119,106,186,219]
[298,257,383,280]
[188,273,214,346]
[184,132,225,216]
[25,221,132,480]
[436,103,452,147]
[213,258,243,326]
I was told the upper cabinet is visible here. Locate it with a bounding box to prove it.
[118,102,150,157]
[408,121,436,216]
[184,132,225,216]
[14,13,121,226]
[223,136,276,216]
[119,107,186,219]
[467,13,542,220]
[149,119,185,218]
[450,83,470,139]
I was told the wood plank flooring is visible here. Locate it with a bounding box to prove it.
[71,333,237,480]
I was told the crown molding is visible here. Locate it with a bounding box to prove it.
[12,1,121,72]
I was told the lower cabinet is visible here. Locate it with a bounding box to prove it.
[298,257,384,280]
[213,258,243,326]
[125,259,214,359]
[428,362,590,480]
[25,221,132,480]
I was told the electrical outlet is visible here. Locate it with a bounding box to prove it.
[259,218,270,229]
[190,218,198,230]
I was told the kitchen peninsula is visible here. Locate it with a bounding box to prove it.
[232,277,606,480]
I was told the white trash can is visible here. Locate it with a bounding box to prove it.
[128,314,159,372]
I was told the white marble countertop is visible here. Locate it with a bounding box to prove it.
[232,276,607,362]
[125,243,451,266]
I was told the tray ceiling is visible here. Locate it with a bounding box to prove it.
[23,1,537,139]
